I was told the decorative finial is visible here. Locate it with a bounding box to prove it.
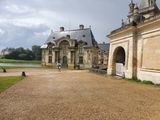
[122,19,125,27]
[129,0,135,14]
[135,3,138,9]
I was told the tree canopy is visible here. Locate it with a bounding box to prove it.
[2,46,41,60]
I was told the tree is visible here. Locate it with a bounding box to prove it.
[32,45,42,60]
[3,45,41,60]
[4,47,34,60]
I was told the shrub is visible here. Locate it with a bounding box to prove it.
[142,80,154,85]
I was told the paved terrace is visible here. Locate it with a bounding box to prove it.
[0,68,160,120]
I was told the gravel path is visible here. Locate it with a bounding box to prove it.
[0,68,160,120]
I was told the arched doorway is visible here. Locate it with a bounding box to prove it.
[112,47,126,77]
[59,40,70,67]
[63,56,68,67]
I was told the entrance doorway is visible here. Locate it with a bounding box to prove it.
[113,47,125,77]
[59,40,69,68]
[63,56,68,67]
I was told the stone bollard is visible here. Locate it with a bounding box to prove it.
[2,68,6,73]
[22,71,26,77]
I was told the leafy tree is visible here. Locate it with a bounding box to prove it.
[32,45,42,60]
[2,45,41,60]
[18,54,28,60]
[4,47,34,60]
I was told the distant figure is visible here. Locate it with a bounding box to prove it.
[57,63,61,72]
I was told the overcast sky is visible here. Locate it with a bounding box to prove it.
[0,0,160,50]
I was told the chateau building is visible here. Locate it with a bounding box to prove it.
[41,25,99,69]
[98,43,110,69]
[107,0,160,83]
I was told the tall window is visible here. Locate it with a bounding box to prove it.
[49,47,52,55]
[55,51,60,63]
[63,46,67,55]
[48,56,52,63]
[79,46,84,54]
[79,56,83,64]
[59,41,69,56]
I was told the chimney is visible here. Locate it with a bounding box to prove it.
[79,24,84,30]
[60,27,64,32]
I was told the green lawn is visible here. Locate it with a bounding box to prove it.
[0,66,40,69]
[0,59,41,64]
[0,76,24,92]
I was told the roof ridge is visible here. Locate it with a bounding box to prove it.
[53,28,90,33]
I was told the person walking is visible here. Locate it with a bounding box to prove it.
[57,63,61,72]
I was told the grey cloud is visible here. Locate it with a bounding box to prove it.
[0,23,49,50]
[0,0,160,50]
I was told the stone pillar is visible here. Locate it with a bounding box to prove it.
[73,51,76,65]
[83,50,87,65]
[52,51,55,64]
[132,26,138,78]
[76,51,79,64]
[41,49,45,65]
[68,50,71,64]
[46,50,49,66]
[58,51,61,63]
[107,44,113,75]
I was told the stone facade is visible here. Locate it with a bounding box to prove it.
[107,0,160,83]
[41,25,99,69]
[98,43,110,69]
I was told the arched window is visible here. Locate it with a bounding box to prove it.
[59,40,69,56]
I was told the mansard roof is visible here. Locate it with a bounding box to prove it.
[139,0,159,14]
[44,28,97,48]
[139,0,149,9]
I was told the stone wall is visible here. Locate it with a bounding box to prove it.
[108,18,160,83]
[136,19,160,83]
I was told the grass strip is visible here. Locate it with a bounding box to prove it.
[1,66,41,69]
[0,59,41,64]
[0,76,24,92]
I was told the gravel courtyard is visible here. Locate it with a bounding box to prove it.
[0,68,160,120]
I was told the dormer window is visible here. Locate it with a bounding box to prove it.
[66,35,70,39]
[48,47,52,55]
[79,46,84,54]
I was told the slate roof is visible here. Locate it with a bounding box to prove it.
[139,0,159,13]
[43,28,97,48]
[139,0,149,10]
[98,43,110,53]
